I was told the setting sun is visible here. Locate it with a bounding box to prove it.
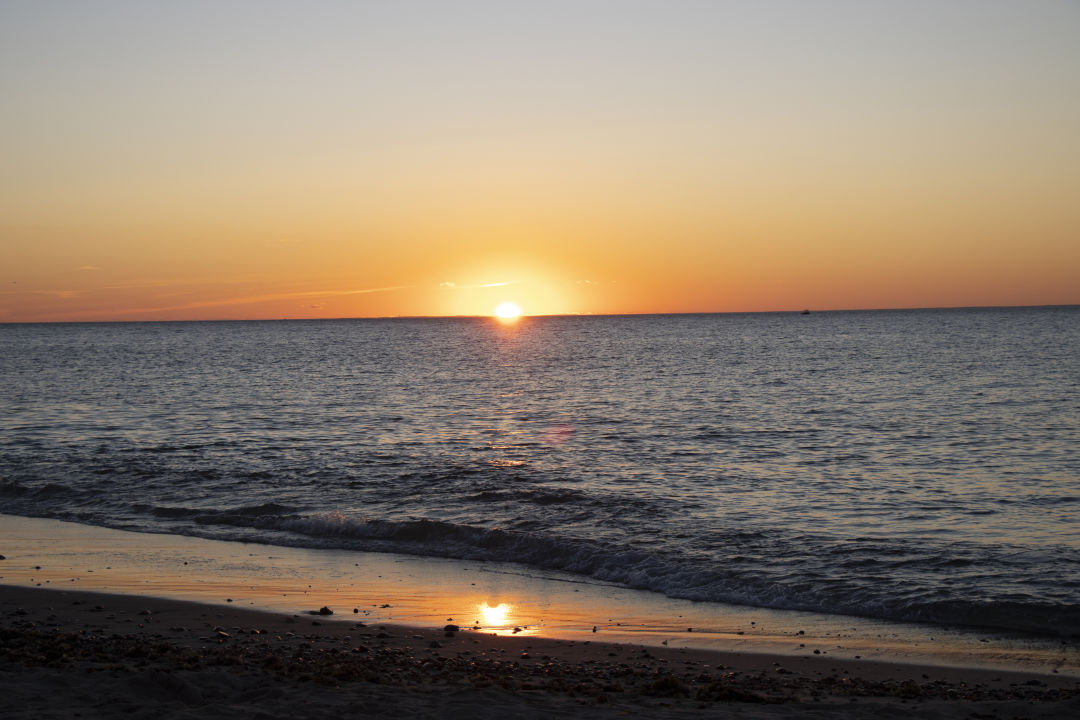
[494,302,523,320]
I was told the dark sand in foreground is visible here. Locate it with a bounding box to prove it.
[2,585,1078,719]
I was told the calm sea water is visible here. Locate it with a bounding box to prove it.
[1,308,1078,636]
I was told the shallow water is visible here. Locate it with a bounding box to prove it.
[1,307,1078,636]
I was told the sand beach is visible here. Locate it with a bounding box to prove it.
[3,584,1078,719]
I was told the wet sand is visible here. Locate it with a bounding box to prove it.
[2,585,1078,719]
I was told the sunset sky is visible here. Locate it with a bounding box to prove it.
[2,0,1078,322]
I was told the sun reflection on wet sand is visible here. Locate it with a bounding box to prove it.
[473,602,541,636]
[479,602,510,627]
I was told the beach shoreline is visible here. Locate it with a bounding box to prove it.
[2,514,1079,717]
[2,514,1077,676]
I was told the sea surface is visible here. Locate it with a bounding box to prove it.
[2,308,1078,637]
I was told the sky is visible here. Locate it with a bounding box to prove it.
[1,0,1078,321]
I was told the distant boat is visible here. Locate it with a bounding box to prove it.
[801,309,810,315]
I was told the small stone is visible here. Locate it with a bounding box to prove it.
[444,624,459,632]
[429,640,442,648]
[353,608,359,614]
[318,606,333,615]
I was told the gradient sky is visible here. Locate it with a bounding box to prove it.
[2,0,1078,321]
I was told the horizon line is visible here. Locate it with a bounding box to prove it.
[1,303,1076,325]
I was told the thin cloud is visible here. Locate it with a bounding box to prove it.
[0,288,84,299]
[77,265,100,271]
[333,286,413,297]
[102,275,267,291]
[439,281,515,290]
[18,285,413,320]
[135,285,415,313]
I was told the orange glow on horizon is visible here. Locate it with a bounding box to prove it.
[1,3,1077,323]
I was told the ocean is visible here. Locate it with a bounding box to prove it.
[1,307,1078,637]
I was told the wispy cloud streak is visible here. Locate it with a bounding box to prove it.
[8,284,414,321]
[122,285,415,314]
[439,281,515,290]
